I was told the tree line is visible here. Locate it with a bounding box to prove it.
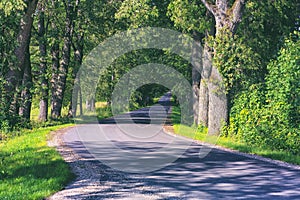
[0,0,299,153]
[0,0,119,129]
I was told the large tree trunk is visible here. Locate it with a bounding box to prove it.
[207,65,228,134]
[68,45,83,117]
[4,0,38,122]
[198,32,213,127]
[51,1,74,118]
[201,0,246,135]
[37,2,49,121]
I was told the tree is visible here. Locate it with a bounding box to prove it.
[200,0,246,135]
[37,1,49,121]
[3,0,38,125]
[168,0,246,134]
[50,0,76,118]
[167,0,210,126]
[227,32,300,154]
[224,1,299,151]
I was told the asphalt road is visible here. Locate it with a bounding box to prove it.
[63,93,300,199]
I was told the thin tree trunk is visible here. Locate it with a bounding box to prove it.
[85,97,96,112]
[38,2,48,121]
[191,32,201,125]
[50,38,60,118]
[68,4,84,117]
[198,80,209,126]
[86,99,91,111]
[91,97,95,112]
[79,82,83,116]
[192,66,200,125]
[68,80,78,117]
[19,44,33,120]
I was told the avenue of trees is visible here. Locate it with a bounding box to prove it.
[0,0,299,153]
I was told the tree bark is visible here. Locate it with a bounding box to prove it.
[19,44,33,120]
[4,0,38,121]
[198,78,209,126]
[207,65,228,134]
[198,42,211,127]
[79,80,83,116]
[68,2,84,117]
[201,0,246,135]
[51,0,74,118]
[192,66,200,125]
[38,2,49,121]
[91,98,95,112]
[69,46,84,117]
[191,34,201,125]
[198,21,214,127]
[50,37,60,118]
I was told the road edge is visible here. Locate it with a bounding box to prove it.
[162,124,300,171]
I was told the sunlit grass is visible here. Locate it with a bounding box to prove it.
[171,105,300,166]
[96,102,112,120]
[0,124,75,200]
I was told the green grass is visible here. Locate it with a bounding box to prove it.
[72,101,113,124]
[0,124,75,200]
[96,102,113,120]
[171,105,300,166]
[73,98,163,123]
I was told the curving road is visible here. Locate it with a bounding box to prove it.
[60,93,300,200]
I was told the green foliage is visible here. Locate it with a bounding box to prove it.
[226,84,266,145]
[0,2,23,131]
[96,102,113,120]
[0,0,26,16]
[96,48,191,108]
[264,34,300,153]
[167,0,210,33]
[131,84,169,108]
[227,33,300,154]
[213,29,260,92]
[266,34,300,125]
[172,104,300,165]
[237,0,299,73]
[115,0,160,28]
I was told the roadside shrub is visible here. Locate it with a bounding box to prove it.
[227,33,300,154]
[263,33,300,153]
[227,83,266,146]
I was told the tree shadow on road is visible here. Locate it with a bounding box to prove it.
[60,139,300,200]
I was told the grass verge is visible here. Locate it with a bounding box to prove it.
[0,124,75,200]
[171,105,300,166]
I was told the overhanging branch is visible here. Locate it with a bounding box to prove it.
[201,0,216,15]
[231,0,246,24]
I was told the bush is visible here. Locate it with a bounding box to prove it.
[226,84,266,146]
[227,33,300,154]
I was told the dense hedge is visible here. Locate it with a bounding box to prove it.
[227,34,300,154]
